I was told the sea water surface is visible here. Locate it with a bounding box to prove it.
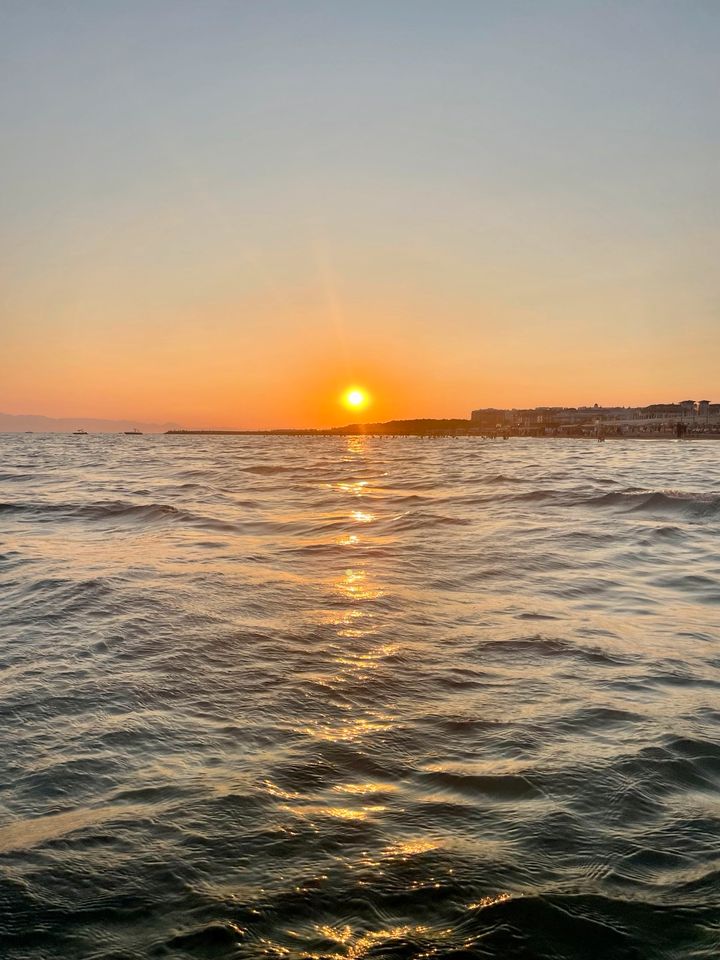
[0,434,718,959]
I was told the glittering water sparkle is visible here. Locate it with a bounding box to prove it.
[0,434,718,959]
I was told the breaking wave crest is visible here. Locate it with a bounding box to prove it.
[585,490,720,518]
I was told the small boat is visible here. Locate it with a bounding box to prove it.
[124,429,143,435]
[72,429,88,435]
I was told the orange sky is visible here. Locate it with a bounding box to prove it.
[1,3,718,428]
[2,285,714,429]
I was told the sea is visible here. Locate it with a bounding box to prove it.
[0,433,718,960]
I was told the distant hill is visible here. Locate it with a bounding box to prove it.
[330,418,472,435]
[0,412,181,434]
[168,418,475,436]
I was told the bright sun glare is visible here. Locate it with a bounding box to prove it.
[342,387,370,411]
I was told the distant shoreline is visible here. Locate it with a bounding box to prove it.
[166,428,720,440]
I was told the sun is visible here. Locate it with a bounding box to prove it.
[342,387,371,412]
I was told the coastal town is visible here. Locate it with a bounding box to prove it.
[470,400,720,437]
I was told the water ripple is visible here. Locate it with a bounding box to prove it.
[0,434,718,959]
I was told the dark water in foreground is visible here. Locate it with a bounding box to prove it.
[0,434,718,959]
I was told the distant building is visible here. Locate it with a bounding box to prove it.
[469,400,719,433]
[470,408,504,426]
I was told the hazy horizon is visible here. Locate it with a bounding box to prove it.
[1,392,715,434]
[2,0,719,428]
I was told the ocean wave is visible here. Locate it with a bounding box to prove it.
[389,510,472,530]
[0,498,253,534]
[475,635,635,666]
[451,487,720,519]
[417,769,544,800]
[584,490,720,518]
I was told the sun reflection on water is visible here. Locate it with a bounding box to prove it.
[318,607,368,632]
[467,892,512,910]
[334,480,369,497]
[333,781,397,796]
[337,533,359,546]
[295,713,393,743]
[308,923,435,960]
[335,568,383,602]
[344,436,368,458]
[281,802,389,823]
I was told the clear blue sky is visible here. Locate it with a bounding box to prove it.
[1,1,718,426]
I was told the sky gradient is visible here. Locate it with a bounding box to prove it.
[1,0,719,428]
